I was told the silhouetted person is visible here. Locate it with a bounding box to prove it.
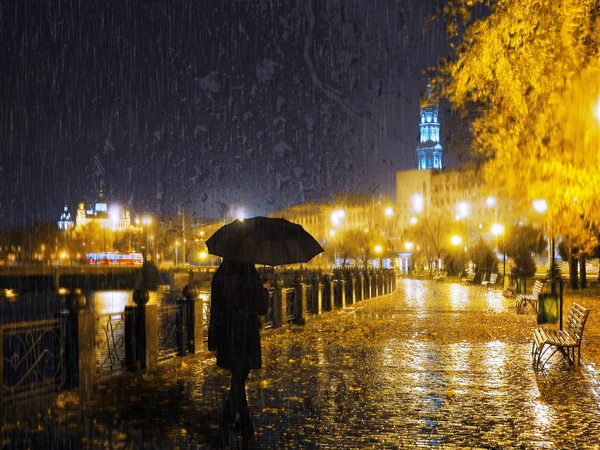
[208,260,269,447]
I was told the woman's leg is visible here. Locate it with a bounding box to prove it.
[231,366,252,435]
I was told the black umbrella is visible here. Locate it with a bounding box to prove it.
[206,216,324,266]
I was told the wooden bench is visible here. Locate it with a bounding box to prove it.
[433,270,447,281]
[532,302,590,370]
[481,273,498,288]
[460,272,475,285]
[516,280,545,313]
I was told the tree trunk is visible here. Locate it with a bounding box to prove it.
[580,254,587,289]
[569,255,578,290]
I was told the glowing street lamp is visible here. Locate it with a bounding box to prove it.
[450,235,462,246]
[533,198,556,296]
[532,199,548,214]
[375,244,383,269]
[404,241,414,251]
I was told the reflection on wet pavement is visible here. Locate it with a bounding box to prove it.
[3,279,600,449]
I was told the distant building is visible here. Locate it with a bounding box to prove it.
[73,189,131,230]
[57,204,75,230]
[417,81,443,170]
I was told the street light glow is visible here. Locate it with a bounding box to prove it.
[491,223,504,236]
[142,216,152,225]
[330,209,345,226]
[385,207,393,217]
[375,245,382,253]
[532,199,548,214]
[595,97,600,123]
[405,241,414,251]
[486,196,497,208]
[451,235,462,246]
[457,201,469,218]
[410,216,418,225]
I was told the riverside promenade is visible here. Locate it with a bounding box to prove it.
[4,278,600,449]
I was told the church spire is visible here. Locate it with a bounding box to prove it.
[417,80,443,170]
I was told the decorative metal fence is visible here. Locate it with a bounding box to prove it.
[1,318,64,404]
[202,299,210,343]
[157,304,183,362]
[285,288,296,322]
[263,289,275,330]
[95,312,127,378]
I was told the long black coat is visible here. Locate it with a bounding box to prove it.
[208,261,268,370]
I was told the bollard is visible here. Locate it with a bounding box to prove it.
[314,282,323,314]
[294,283,307,325]
[338,279,347,308]
[347,277,356,305]
[273,286,285,328]
[182,284,203,353]
[127,289,158,373]
[61,290,95,397]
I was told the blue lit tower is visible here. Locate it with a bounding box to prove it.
[417,82,443,170]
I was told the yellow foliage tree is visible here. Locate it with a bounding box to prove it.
[438,0,600,249]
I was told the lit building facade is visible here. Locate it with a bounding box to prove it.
[417,82,443,170]
[74,189,131,230]
[57,204,75,230]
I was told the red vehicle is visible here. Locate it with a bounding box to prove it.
[86,252,144,266]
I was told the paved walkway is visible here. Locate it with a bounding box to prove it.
[4,279,600,449]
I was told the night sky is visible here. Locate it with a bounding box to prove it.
[0,0,449,230]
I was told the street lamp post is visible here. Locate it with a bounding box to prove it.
[533,199,555,295]
[492,223,505,288]
[142,216,152,262]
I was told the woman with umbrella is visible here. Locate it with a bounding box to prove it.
[208,259,269,447]
[206,217,324,446]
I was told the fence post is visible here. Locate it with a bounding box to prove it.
[314,282,323,314]
[372,273,378,298]
[364,274,370,299]
[338,279,346,308]
[378,273,384,295]
[129,289,158,373]
[294,283,307,325]
[182,284,203,354]
[273,286,285,328]
[348,277,356,305]
[61,290,94,397]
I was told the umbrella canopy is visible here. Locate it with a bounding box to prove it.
[206,216,324,266]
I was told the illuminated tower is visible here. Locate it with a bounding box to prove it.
[417,81,443,170]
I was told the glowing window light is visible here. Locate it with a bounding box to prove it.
[411,193,424,214]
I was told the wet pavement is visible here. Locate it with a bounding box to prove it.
[4,278,600,449]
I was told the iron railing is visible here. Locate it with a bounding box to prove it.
[1,318,63,404]
[157,304,183,362]
[263,289,275,330]
[285,287,296,322]
[95,312,126,378]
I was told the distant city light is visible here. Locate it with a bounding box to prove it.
[532,199,548,214]
[331,209,345,226]
[235,208,246,221]
[491,223,504,236]
[451,235,462,246]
